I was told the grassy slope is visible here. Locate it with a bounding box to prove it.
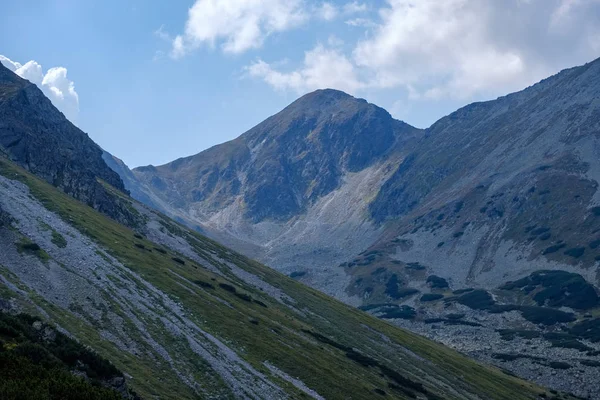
[0,156,564,400]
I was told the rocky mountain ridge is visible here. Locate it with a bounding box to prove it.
[0,61,134,225]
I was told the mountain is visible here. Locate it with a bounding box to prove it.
[0,61,137,226]
[0,64,561,399]
[120,57,600,398]
[131,89,422,300]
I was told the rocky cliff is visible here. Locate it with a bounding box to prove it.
[0,62,131,222]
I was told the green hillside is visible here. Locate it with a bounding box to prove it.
[0,156,568,399]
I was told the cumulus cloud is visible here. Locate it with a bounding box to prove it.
[170,0,371,57]
[170,0,308,57]
[0,55,79,123]
[248,0,600,101]
[246,44,364,94]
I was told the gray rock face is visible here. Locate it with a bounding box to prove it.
[0,63,128,219]
[133,89,421,222]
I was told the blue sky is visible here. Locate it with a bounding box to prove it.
[1,0,599,167]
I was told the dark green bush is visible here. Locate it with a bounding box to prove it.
[570,318,600,342]
[542,243,566,254]
[218,283,237,293]
[455,290,495,310]
[452,288,474,295]
[564,247,585,258]
[420,294,444,302]
[426,275,448,289]
[0,312,125,399]
[20,242,41,251]
[519,306,575,325]
[501,270,599,310]
[379,306,416,320]
[193,280,215,289]
[548,361,571,370]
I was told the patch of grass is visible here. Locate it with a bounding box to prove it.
[15,238,50,262]
[51,230,67,248]
[0,156,560,400]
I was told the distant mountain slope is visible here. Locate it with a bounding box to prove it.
[130,90,421,299]
[134,89,420,222]
[0,62,130,222]
[116,57,600,397]
[0,155,557,400]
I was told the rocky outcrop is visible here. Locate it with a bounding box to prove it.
[0,62,131,222]
[133,89,421,223]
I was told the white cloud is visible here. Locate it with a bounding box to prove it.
[171,0,307,57]
[248,0,600,102]
[316,2,338,21]
[0,55,79,123]
[246,44,364,94]
[343,1,368,14]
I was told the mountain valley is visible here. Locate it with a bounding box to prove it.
[109,57,600,398]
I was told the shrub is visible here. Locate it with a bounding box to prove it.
[379,306,416,320]
[426,275,449,289]
[405,262,425,270]
[171,257,185,265]
[452,288,474,295]
[455,290,494,310]
[564,247,585,258]
[385,274,402,299]
[548,361,571,370]
[234,292,253,302]
[542,243,566,254]
[502,270,599,310]
[395,288,419,298]
[519,306,575,325]
[193,280,215,290]
[20,242,41,251]
[218,283,236,293]
[153,247,167,254]
[570,318,600,342]
[420,294,444,302]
